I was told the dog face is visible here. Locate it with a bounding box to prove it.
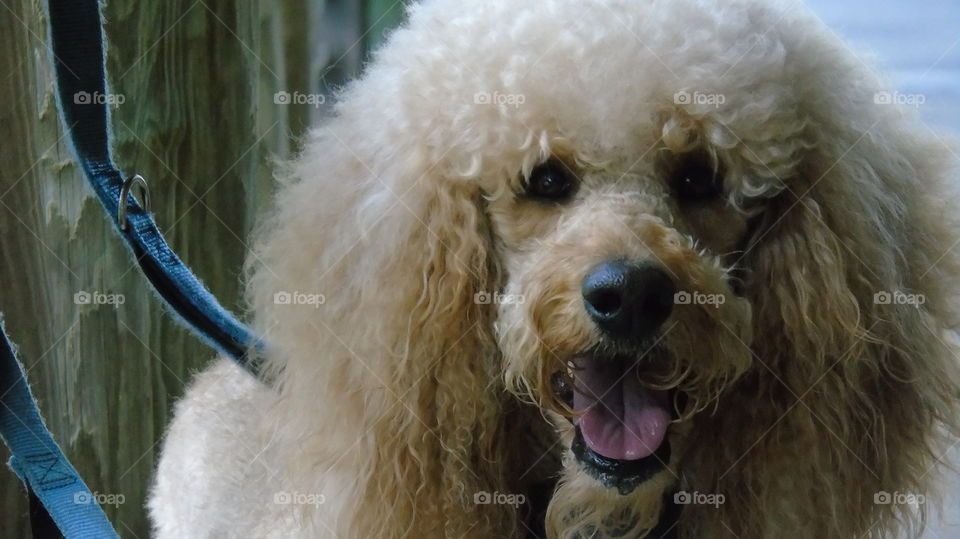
[491,146,755,484]
[480,72,767,534]
[452,0,795,509]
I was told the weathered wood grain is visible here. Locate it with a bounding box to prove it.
[0,1,387,536]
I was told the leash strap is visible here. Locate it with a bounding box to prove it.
[0,323,119,538]
[0,1,267,535]
[47,0,262,366]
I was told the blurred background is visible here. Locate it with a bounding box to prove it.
[0,1,956,537]
[807,0,959,129]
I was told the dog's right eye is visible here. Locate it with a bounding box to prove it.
[671,156,723,204]
[524,160,577,202]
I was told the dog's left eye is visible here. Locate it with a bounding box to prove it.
[524,160,577,202]
[672,158,723,203]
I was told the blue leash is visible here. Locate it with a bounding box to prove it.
[47,0,262,366]
[1,323,118,538]
[0,0,268,536]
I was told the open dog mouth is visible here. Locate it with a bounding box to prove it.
[566,353,675,494]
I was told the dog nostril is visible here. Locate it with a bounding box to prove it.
[582,261,676,340]
[586,290,622,316]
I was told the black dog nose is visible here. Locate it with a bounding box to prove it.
[582,261,676,339]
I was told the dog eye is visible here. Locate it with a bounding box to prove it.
[672,159,723,203]
[524,160,577,202]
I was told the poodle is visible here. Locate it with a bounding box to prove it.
[148,0,960,537]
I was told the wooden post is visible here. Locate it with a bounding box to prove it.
[0,0,401,534]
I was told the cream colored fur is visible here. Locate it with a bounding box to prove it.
[149,0,960,537]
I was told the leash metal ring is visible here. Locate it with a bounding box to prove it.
[118,174,151,231]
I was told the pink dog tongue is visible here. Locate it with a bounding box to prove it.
[573,360,670,461]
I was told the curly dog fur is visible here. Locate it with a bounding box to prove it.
[149,0,960,536]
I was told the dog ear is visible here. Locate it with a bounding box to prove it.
[738,123,960,535]
[247,137,523,536]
